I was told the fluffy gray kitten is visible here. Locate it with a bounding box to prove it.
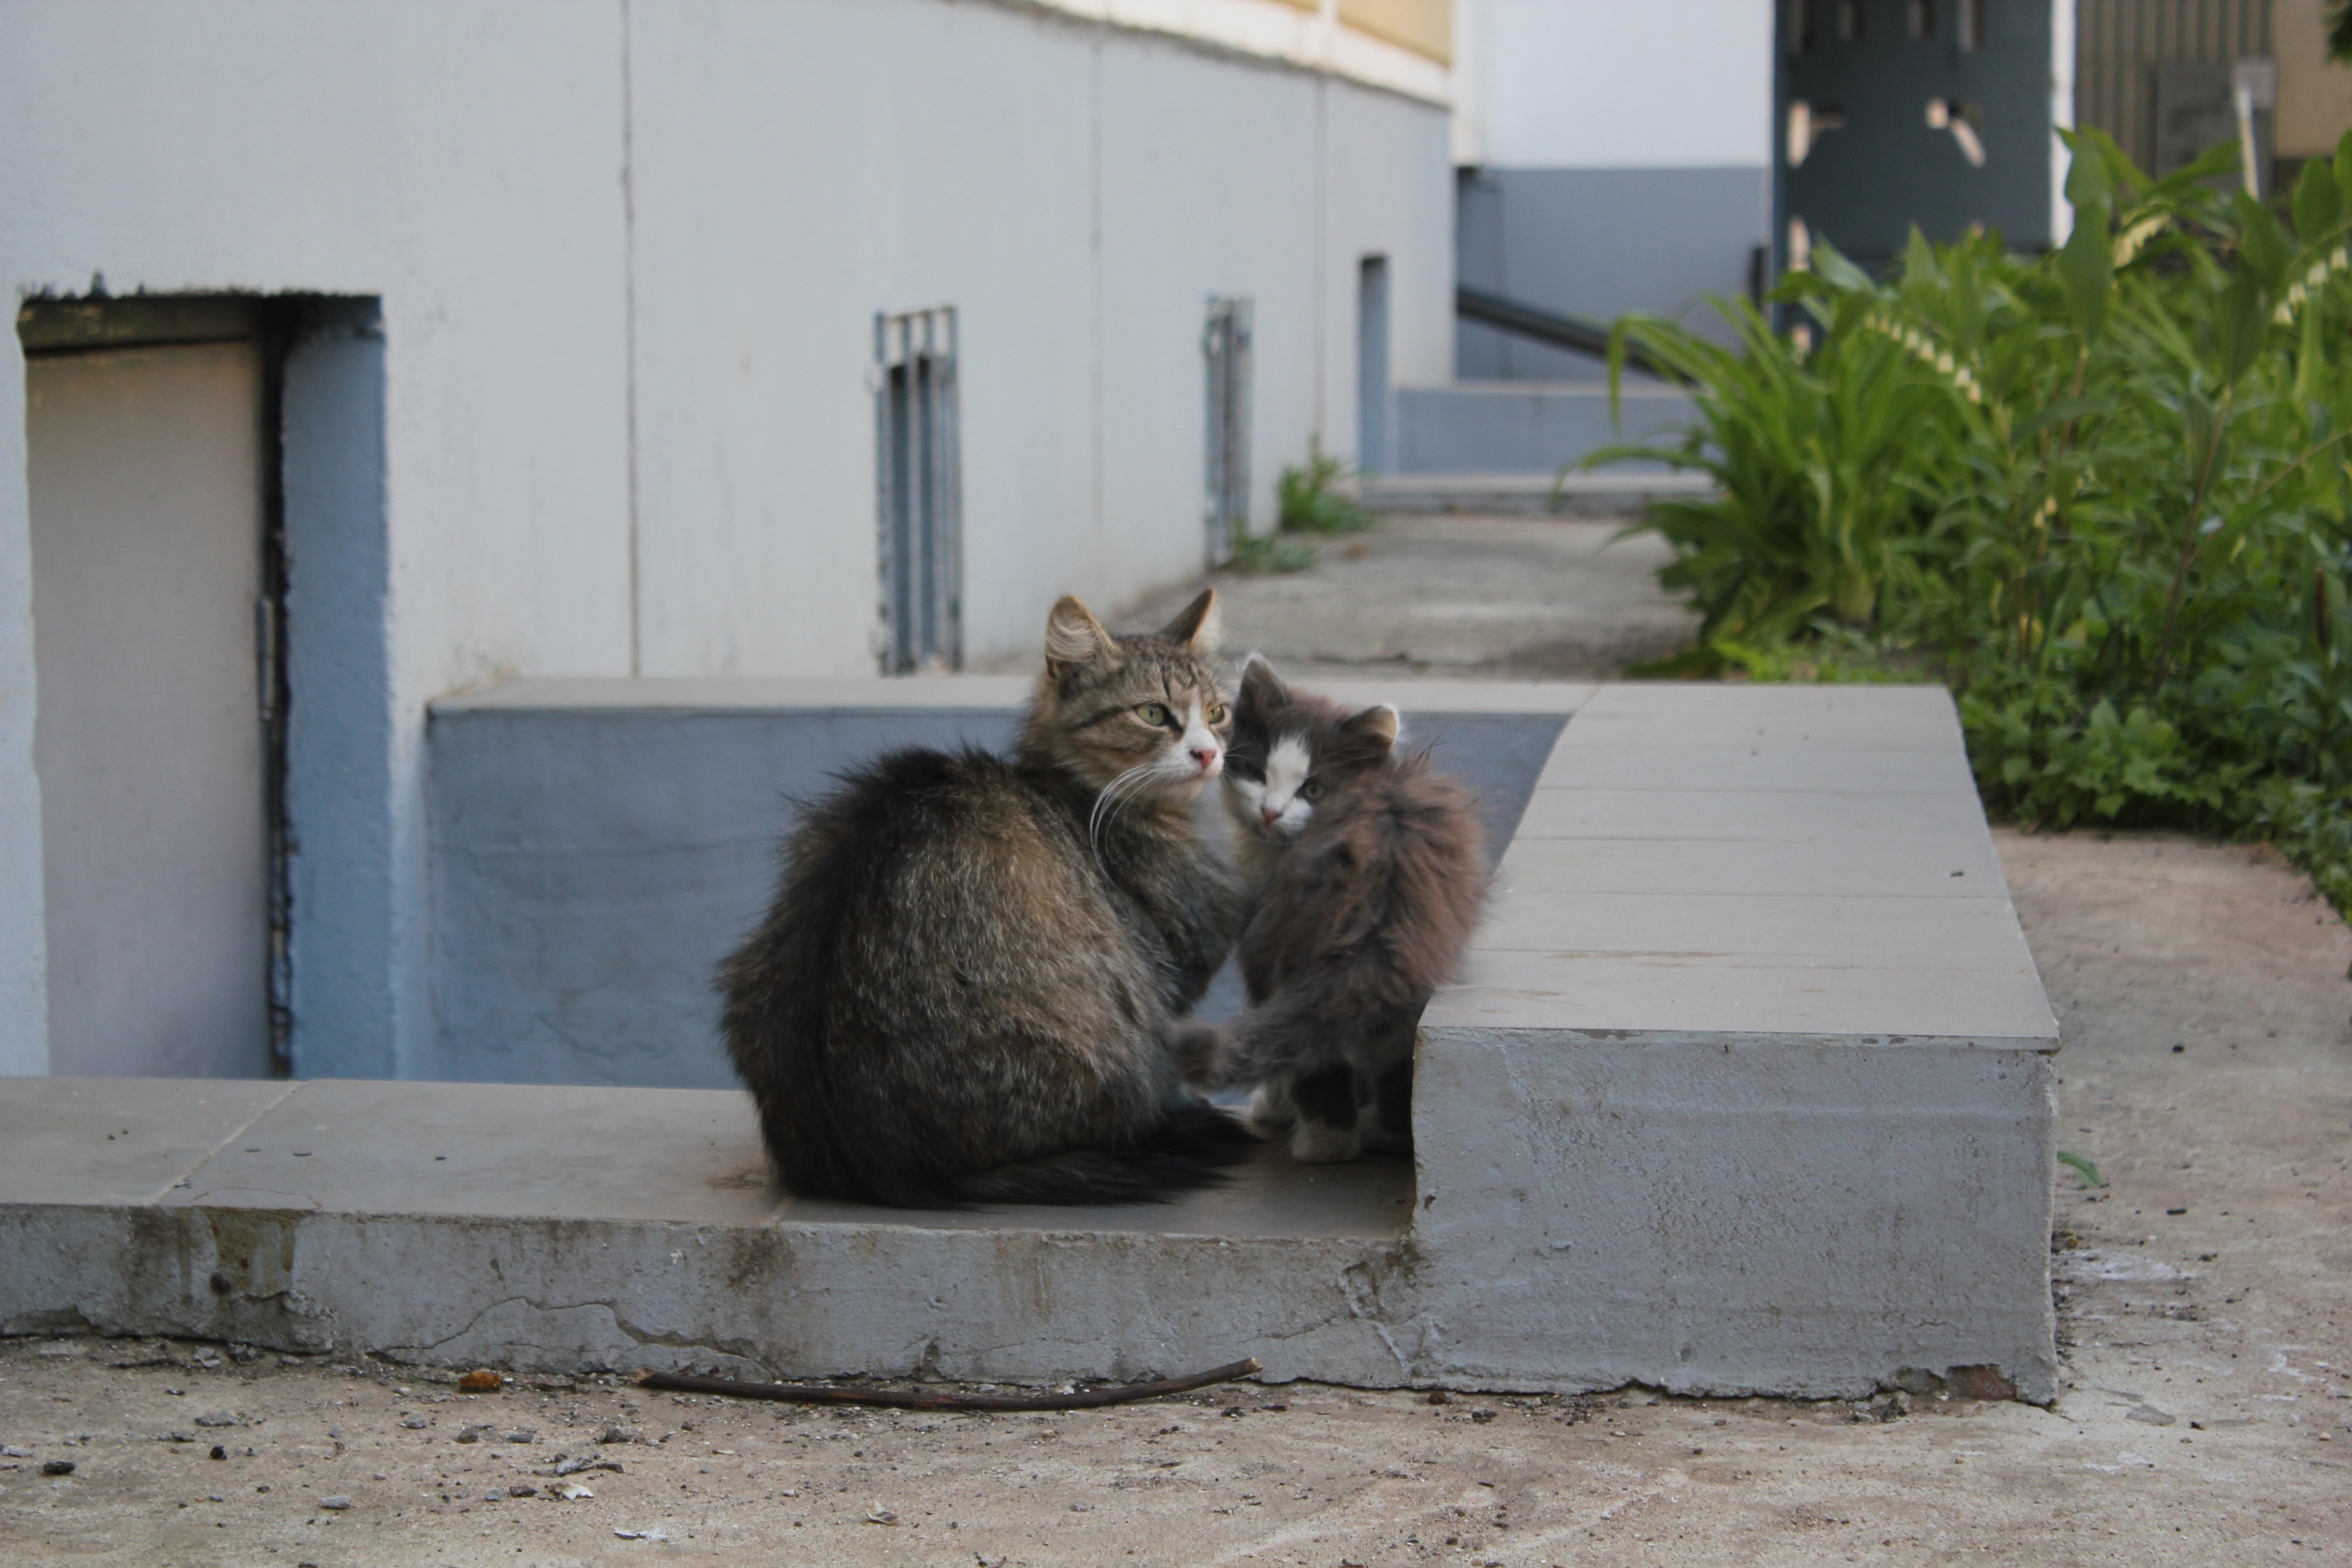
[1186,656,1487,1163]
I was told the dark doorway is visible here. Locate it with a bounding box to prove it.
[1777,0,2062,273]
[1357,255,1392,474]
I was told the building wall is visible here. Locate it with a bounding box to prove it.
[2273,0,2352,167]
[1449,0,1773,379]
[0,0,1450,1077]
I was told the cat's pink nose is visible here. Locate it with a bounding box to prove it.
[1190,745,1219,771]
[1261,804,1281,824]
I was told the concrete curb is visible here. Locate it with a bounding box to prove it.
[1,682,2058,1400]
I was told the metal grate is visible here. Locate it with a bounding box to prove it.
[2075,0,2273,175]
[874,306,963,674]
[1203,295,1253,567]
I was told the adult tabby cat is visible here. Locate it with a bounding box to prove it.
[718,591,1253,1207]
[1188,656,1487,1163]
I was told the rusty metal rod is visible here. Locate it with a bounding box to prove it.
[636,1357,1262,1413]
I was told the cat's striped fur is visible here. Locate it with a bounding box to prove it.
[718,591,1252,1206]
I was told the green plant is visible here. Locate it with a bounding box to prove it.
[1224,514,1317,574]
[1277,439,1377,535]
[2056,1151,2107,1190]
[1579,130,2352,915]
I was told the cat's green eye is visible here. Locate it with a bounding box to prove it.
[1135,702,1170,726]
[1300,780,1326,800]
[1206,703,1228,724]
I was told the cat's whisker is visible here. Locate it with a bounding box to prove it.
[1088,761,1159,869]
[1094,760,1181,853]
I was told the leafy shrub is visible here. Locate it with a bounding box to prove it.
[1581,130,2352,913]
[1277,440,1377,535]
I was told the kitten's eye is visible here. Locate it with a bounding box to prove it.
[1135,702,1170,727]
[1299,780,1326,801]
[1206,704,1228,725]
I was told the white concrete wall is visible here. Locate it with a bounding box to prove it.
[1455,0,1773,170]
[1449,0,1773,374]
[0,0,1449,1076]
[628,3,1449,673]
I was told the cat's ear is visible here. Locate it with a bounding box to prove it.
[1238,653,1290,715]
[1159,588,1220,656]
[1337,704,1401,761]
[1044,595,1121,672]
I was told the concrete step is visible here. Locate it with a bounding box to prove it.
[1394,380,1699,477]
[1,682,2060,1401]
[1355,469,1715,516]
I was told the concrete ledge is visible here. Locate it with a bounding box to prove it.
[0,1077,1410,1386]
[1357,471,1716,517]
[2,682,2060,1400]
[422,679,1582,1088]
[1419,684,2059,1399]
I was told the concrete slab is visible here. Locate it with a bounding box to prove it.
[1476,888,2036,964]
[0,1077,293,1206]
[1511,786,1995,841]
[1555,682,1966,750]
[1430,956,2058,1040]
[1410,1032,2056,1394]
[0,681,2060,1402]
[1499,834,2008,896]
[161,1080,775,1225]
[1532,743,1977,795]
[1356,470,1715,517]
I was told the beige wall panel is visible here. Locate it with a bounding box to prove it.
[2278,0,2352,158]
[27,343,271,1078]
[1340,0,1453,63]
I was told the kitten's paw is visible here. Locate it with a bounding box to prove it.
[1288,1118,1362,1164]
[1248,1080,1297,1134]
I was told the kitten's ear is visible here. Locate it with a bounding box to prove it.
[1159,588,1220,655]
[1339,704,1401,759]
[1044,595,1121,671]
[1238,653,1290,715]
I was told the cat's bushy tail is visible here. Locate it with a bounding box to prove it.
[947,1102,1258,1206]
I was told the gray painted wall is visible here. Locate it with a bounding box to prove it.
[1395,383,1696,474]
[1453,165,1770,381]
[424,688,1562,1089]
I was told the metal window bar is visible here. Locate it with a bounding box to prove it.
[874,305,963,673]
[1202,296,1253,567]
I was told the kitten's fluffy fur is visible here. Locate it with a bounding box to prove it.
[718,592,1253,1207]
[1196,657,1487,1163]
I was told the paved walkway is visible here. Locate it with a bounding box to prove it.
[1003,513,1692,681]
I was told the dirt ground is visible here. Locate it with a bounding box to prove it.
[6,517,2349,1564]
